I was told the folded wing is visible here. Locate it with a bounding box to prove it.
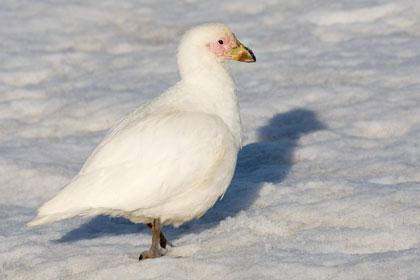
[29,111,236,226]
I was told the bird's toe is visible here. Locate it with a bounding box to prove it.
[139,249,163,261]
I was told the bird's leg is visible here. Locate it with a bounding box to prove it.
[146,223,173,249]
[139,218,164,260]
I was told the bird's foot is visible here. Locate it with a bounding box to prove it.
[140,219,170,261]
[139,248,164,261]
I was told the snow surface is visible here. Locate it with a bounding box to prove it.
[1,0,420,279]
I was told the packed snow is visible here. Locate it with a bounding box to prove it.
[1,0,420,279]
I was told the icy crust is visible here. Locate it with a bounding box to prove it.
[1,0,420,279]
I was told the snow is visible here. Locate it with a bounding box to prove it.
[1,0,420,279]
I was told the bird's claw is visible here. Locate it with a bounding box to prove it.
[139,249,163,261]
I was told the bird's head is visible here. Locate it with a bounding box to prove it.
[177,24,255,77]
[206,27,256,63]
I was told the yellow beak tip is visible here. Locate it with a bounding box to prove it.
[231,44,256,63]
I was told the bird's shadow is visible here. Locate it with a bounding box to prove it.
[56,109,325,243]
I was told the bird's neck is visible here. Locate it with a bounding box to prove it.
[177,59,242,148]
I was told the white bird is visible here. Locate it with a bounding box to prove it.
[29,23,255,260]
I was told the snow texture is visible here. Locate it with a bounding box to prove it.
[1,0,420,279]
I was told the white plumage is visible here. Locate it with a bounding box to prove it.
[29,23,255,259]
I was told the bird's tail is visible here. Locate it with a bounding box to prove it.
[27,176,95,227]
[27,191,92,227]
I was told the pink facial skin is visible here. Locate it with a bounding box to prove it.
[208,34,239,60]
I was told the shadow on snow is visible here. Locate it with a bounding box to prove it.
[56,108,325,243]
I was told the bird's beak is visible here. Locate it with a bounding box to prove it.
[230,41,256,63]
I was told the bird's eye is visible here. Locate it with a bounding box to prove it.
[218,40,224,45]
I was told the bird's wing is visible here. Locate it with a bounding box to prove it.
[36,111,237,218]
